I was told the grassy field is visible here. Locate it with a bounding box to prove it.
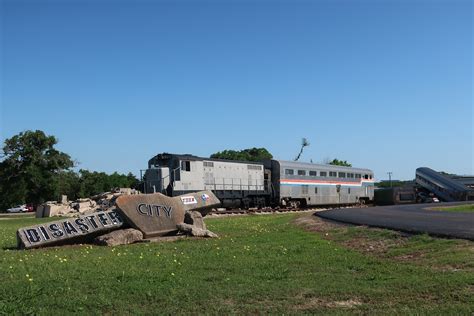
[1,213,473,315]
[431,204,474,213]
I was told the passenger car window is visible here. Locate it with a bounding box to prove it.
[298,170,306,176]
[320,171,327,177]
[309,171,317,176]
[285,169,294,175]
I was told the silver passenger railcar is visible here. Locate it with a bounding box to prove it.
[266,160,375,208]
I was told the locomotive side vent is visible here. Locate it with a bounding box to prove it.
[204,161,214,167]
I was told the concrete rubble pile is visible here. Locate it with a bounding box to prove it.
[35,188,141,218]
[18,190,221,249]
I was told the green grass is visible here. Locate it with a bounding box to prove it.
[432,204,474,213]
[0,214,473,315]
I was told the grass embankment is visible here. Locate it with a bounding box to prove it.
[431,204,474,213]
[0,214,473,314]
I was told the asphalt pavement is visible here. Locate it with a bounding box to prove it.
[316,202,474,240]
[0,212,34,219]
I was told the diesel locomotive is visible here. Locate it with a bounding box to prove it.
[143,153,375,208]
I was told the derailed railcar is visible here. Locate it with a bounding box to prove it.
[144,153,374,209]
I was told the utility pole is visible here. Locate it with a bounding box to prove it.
[387,172,393,187]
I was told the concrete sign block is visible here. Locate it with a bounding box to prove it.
[17,210,124,249]
[115,190,220,238]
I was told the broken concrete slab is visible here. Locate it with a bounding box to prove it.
[115,191,220,238]
[176,223,218,238]
[43,202,76,217]
[72,198,97,214]
[94,228,143,246]
[17,210,124,249]
[35,205,45,218]
[184,211,207,230]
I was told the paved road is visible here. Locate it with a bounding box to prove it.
[316,202,474,240]
[0,212,34,219]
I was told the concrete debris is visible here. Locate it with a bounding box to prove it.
[37,188,141,218]
[176,223,218,238]
[71,199,97,215]
[184,211,207,230]
[35,201,75,218]
[94,228,143,246]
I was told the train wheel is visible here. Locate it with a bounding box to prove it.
[289,200,300,209]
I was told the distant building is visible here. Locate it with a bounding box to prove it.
[374,186,416,205]
[450,176,474,190]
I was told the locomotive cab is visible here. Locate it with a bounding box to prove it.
[143,165,170,194]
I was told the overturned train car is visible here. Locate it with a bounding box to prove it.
[143,153,375,208]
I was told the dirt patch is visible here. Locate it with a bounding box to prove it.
[293,297,363,311]
[292,213,348,233]
[467,285,474,294]
[328,299,363,308]
[393,251,427,261]
[342,235,406,254]
[293,213,409,256]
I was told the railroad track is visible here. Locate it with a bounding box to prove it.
[207,204,371,216]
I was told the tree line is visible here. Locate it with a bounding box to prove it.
[0,130,139,211]
[211,145,352,167]
[210,148,273,161]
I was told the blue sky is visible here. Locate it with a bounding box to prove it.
[1,0,472,180]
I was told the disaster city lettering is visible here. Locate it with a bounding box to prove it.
[21,210,123,245]
[136,203,173,218]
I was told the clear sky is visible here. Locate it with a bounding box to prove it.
[1,0,472,180]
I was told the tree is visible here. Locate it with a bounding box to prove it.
[0,130,74,209]
[56,170,81,201]
[126,172,140,189]
[328,158,352,167]
[77,170,140,198]
[210,148,273,161]
[294,138,310,161]
[375,180,413,188]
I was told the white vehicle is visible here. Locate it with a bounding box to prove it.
[7,205,28,213]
